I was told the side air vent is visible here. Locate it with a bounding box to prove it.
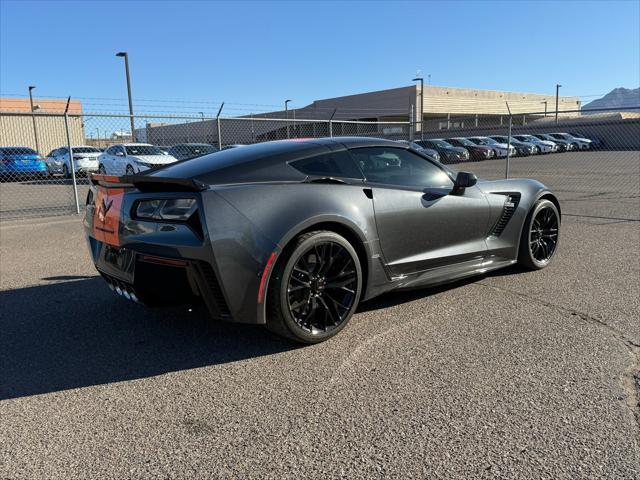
[197,262,231,318]
[490,194,520,237]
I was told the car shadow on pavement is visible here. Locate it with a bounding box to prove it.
[0,278,298,400]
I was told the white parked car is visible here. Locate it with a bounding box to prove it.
[468,136,516,158]
[46,146,101,177]
[513,135,558,154]
[98,144,178,176]
[548,133,592,150]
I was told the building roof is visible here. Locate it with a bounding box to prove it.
[0,97,83,114]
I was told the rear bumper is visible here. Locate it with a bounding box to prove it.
[88,237,232,320]
[84,180,278,325]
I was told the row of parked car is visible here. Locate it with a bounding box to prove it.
[0,143,226,179]
[0,131,596,179]
[399,132,597,164]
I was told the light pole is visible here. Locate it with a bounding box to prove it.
[284,99,291,138]
[116,52,136,141]
[555,84,562,125]
[542,100,548,117]
[28,86,41,153]
[412,77,424,139]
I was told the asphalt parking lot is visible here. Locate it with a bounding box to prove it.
[1,152,639,478]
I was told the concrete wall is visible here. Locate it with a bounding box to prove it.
[419,85,580,116]
[0,114,85,156]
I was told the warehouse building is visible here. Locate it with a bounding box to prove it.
[142,84,582,145]
[0,98,85,155]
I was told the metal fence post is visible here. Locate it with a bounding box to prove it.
[329,108,337,138]
[215,102,224,150]
[63,110,80,214]
[505,101,513,179]
[409,104,414,141]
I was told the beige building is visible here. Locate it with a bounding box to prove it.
[143,84,581,145]
[0,98,85,155]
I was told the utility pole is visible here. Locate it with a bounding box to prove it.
[412,77,424,139]
[28,86,40,153]
[116,52,136,141]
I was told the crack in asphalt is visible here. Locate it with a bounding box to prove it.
[477,281,640,436]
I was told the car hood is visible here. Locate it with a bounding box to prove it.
[490,143,510,149]
[444,146,468,154]
[573,137,592,143]
[130,155,177,164]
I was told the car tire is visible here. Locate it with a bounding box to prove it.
[98,164,107,174]
[266,230,362,344]
[125,165,135,176]
[62,164,70,179]
[518,199,560,270]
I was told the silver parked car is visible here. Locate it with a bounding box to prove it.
[513,135,558,154]
[395,140,441,162]
[548,133,592,150]
[46,146,102,177]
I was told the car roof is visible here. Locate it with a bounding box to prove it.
[172,143,214,147]
[149,137,409,185]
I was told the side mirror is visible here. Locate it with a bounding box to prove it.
[115,151,124,156]
[452,171,477,194]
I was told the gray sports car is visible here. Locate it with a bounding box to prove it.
[84,137,561,343]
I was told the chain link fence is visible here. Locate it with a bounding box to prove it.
[1,107,638,221]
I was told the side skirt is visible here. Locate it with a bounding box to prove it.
[389,257,517,292]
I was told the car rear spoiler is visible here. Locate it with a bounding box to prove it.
[90,174,208,192]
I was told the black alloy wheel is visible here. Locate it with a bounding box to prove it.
[518,199,560,269]
[98,164,106,174]
[267,231,362,343]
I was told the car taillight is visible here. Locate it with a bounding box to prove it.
[134,198,197,221]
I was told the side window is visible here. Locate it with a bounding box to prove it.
[47,149,57,157]
[349,147,453,189]
[290,150,362,179]
[105,146,114,155]
[58,147,67,155]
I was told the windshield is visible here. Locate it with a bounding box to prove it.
[516,135,535,141]
[175,145,217,156]
[450,138,474,146]
[471,138,496,145]
[1,147,37,155]
[125,145,163,156]
[429,139,454,148]
[72,147,100,154]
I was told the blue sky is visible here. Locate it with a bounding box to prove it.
[1,0,639,115]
